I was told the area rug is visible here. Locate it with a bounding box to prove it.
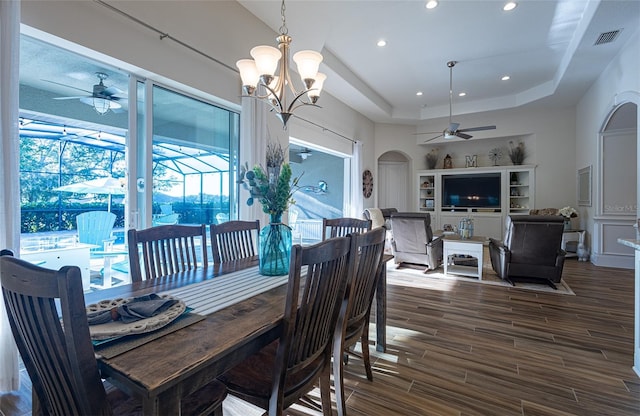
[386,254,575,295]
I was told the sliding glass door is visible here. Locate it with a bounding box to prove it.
[150,85,239,226]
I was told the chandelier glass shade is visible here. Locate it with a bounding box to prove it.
[236,0,326,127]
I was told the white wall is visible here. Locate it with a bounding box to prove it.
[576,29,640,230]
[374,106,577,212]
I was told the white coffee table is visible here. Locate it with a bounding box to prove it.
[443,238,485,279]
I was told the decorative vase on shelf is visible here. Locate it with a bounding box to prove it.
[259,213,292,276]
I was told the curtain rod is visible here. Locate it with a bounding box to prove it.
[93,0,237,74]
[293,116,357,144]
[94,1,357,145]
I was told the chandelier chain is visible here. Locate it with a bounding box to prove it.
[279,0,288,35]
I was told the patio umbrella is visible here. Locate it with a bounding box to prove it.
[54,176,125,212]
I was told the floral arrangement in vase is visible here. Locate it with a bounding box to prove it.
[558,206,578,230]
[508,141,526,165]
[238,142,301,276]
[558,206,578,219]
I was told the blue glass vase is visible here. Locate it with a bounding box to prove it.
[259,214,292,276]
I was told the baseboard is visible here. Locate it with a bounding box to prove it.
[590,253,634,269]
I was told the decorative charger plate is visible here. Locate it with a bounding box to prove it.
[86,295,186,340]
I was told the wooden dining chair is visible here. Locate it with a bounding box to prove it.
[332,227,386,416]
[0,251,227,416]
[322,217,372,240]
[127,224,208,282]
[210,220,260,264]
[219,236,354,416]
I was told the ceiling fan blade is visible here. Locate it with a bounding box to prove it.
[455,132,473,140]
[424,133,443,143]
[42,79,92,94]
[103,86,127,97]
[414,131,442,136]
[448,122,460,132]
[458,125,496,133]
[53,96,90,100]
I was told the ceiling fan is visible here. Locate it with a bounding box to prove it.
[417,61,496,143]
[297,148,313,160]
[50,72,127,115]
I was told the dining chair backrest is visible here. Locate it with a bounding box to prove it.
[77,210,116,250]
[333,227,387,415]
[275,236,353,413]
[210,220,260,264]
[0,252,112,416]
[127,224,208,282]
[322,217,372,240]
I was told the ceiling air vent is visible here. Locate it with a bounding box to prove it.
[594,29,621,45]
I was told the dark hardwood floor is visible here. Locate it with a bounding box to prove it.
[2,258,638,415]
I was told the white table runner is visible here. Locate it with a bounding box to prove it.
[160,266,289,316]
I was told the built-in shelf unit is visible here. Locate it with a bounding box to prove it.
[416,165,535,239]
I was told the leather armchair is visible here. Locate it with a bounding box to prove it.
[389,212,443,272]
[489,215,566,289]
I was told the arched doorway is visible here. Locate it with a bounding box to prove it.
[378,151,411,212]
[593,101,638,267]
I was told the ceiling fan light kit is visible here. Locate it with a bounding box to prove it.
[79,96,121,115]
[53,71,126,115]
[418,61,496,143]
[236,0,326,128]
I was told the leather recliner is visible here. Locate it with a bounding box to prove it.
[489,215,566,289]
[389,212,443,272]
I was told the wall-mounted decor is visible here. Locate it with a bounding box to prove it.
[578,165,592,206]
[488,147,503,166]
[362,169,373,198]
[465,155,478,168]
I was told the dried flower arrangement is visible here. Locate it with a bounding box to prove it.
[426,149,439,169]
[508,141,526,165]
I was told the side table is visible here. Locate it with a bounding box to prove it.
[562,229,585,258]
[443,238,485,279]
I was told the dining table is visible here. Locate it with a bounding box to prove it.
[84,254,392,416]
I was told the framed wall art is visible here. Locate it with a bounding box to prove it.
[578,165,592,206]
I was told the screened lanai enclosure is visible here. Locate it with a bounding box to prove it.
[19,117,232,235]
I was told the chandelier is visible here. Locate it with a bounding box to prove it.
[236,0,326,127]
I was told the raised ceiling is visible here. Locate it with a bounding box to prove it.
[238,0,640,124]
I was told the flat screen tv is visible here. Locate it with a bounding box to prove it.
[441,173,501,208]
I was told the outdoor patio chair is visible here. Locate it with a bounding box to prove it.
[76,211,116,251]
[0,251,227,416]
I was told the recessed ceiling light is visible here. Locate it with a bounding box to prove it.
[426,1,438,9]
[458,92,466,97]
[377,39,387,47]
[501,75,511,81]
[503,2,517,11]
[416,91,423,96]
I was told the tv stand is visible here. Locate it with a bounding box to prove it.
[417,165,535,240]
